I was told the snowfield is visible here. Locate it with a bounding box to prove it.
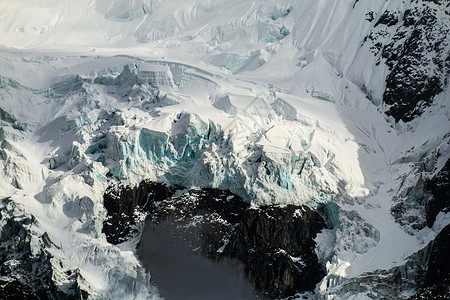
[0,0,448,299]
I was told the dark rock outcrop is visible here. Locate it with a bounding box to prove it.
[102,181,180,244]
[0,198,72,300]
[0,280,40,300]
[103,182,327,298]
[425,159,450,228]
[222,205,326,297]
[409,281,450,300]
[382,3,449,122]
[362,2,449,122]
[409,224,450,299]
[425,224,450,290]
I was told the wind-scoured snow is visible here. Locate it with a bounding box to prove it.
[0,0,448,299]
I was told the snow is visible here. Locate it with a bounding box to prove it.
[0,0,449,299]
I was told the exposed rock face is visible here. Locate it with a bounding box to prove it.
[0,280,40,300]
[389,156,449,299]
[102,181,327,298]
[363,1,449,122]
[425,159,450,228]
[409,281,450,300]
[102,181,179,244]
[382,4,449,122]
[425,224,450,292]
[221,205,326,297]
[409,224,450,299]
[399,158,450,299]
[0,198,78,300]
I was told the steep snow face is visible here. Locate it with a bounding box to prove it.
[0,0,449,299]
[0,0,293,51]
[1,0,447,120]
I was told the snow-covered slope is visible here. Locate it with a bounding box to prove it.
[0,0,448,299]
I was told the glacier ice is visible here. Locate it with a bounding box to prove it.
[34,63,361,211]
[0,0,449,298]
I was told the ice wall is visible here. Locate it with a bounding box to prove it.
[61,63,365,209]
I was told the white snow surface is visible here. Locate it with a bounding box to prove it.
[0,0,449,299]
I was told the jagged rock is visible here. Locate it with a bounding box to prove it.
[0,280,40,300]
[0,198,69,300]
[102,181,180,244]
[222,205,326,298]
[425,159,450,228]
[103,182,327,298]
[362,1,449,122]
[381,4,449,122]
[409,280,450,300]
[409,224,450,299]
[425,224,450,290]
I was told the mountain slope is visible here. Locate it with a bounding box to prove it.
[0,0,448,299]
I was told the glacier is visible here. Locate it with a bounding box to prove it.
[0,0,449,299]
